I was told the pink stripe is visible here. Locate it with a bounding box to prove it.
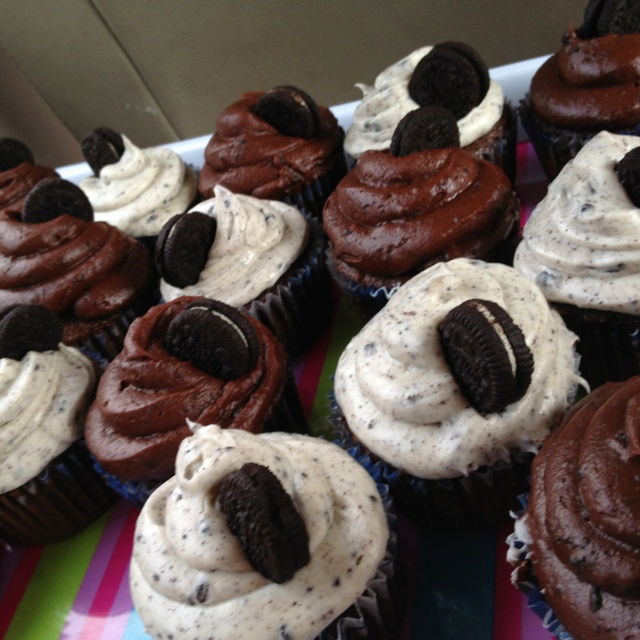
[493,522,522,640]
[521,599,555,640]
[71,502,139,640]
[99,563,134,640]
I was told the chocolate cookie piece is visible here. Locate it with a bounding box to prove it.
[438,299,534,414]
[81,127,125,176]
[615,147,640,207]
[218,462,310,583]
[597,0,640,35]
[254,85,321,139]
[438,42,491,102]
[0,304,63,361]
[390,106,460,156]
[576,0,608,37]
[408,43,488,119]
[155,211,217,287]
[164,298,259,379]
[22,178,94,223]
[0,138,35,172]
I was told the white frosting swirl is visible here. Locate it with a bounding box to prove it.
[514,131,640,314]
[344,46,504,159]
[80,135,197,237]
[130,423,388,640]
[334,258,586,479]
[160,185,309,307]
[0,345,95,493]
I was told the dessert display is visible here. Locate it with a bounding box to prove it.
[197,85,346,219]
[508,376,640,640]
[130,423,398,640]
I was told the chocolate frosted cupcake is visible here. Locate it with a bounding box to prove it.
[521,0,640,180]
[79,127,198,246]
[0,304,115,547]
[0,178,155,360]
[0,138,58,215]
[324,106,519,319]
[507,376,640,640]
[332,258,586,530]
[157,185,332,357]
[197,85,346,219]
[130,423,401,640]
[344,42,516,181]
[514,131,640,389]
[84,296,307,506]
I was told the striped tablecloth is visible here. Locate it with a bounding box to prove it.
[0,141,554,640]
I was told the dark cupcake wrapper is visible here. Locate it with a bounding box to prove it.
[93,365,308,508]
[519,94,640,181]
[329,391,534,531]
[0,439,117,547]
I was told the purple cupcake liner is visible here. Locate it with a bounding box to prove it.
[0,440,117,547]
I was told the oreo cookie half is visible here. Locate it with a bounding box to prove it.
[390,106,460,156]
[438,299,534,414]
[155,211,217,287]
[81,127,125,176]
[596,0,640,35]
[0,138,35,172]
[0,304,63,361]
[22,178,94,223]
[218,462,310,584]
[164,298,259,379]
[576,0,608,37]
[408,42,490,119]
[615,147,640,207]
[254,85,321,139]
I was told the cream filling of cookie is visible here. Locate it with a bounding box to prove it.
[334,258,587,479]
[160,185,309,307]
[0,345,95,493]
[344,45,504,159]
[514,131,640,314]
[80,135,197,237]
[130,424,388,640]
[472,300,517,377]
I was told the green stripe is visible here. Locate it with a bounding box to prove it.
[309,296,365,438]
[4,511,110,640]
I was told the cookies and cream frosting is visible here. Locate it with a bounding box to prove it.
[160,185,309,307]
[80,135,197,237]
[130,423,388,640]
[344,46,504,159]
[0,344,95,493]
[514,131,640,314]
[334,258,585,479]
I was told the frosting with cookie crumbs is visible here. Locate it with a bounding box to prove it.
[130,423,388,640]
[511,376,640,640]
[514,131,640,314]
[79,135,197,237]
[334,258,586,479]
[0,344,95,493]
[160,185,309,307]
[0,161,58,216]
[344,46,504,159]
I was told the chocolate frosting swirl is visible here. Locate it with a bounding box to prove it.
[0,210,151,321]
[198,91,344,200]
[323,148,517,285]
[525,376,640,639]
[530,30,640,129]
[84,297,287,481]
[0,162,58,216]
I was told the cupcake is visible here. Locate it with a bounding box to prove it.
[520,0,640,180]
[130,423,400,640]
[324,106,520,319]
[344,42,517,181]
[78,127,198,246]
[507,376,640,640]
[84,296,307,506]
[332,258,586,530]
[0,304,115,547]
[514,131,640,389]
[157,184,332,357]
[0,137,58,215]
[0,177,155,360]
[197,85,347,219]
